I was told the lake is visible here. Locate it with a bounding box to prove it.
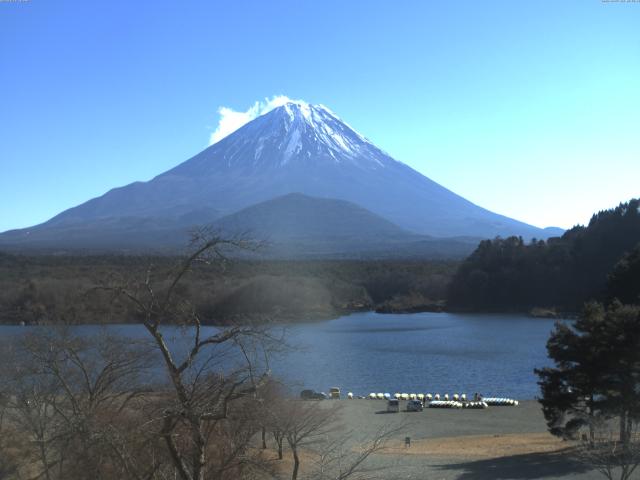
[0,312,558,399]
[272,312,556,400]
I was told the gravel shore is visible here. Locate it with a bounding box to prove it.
[319,399,603,480]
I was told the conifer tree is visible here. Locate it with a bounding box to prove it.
[536,302,640,444]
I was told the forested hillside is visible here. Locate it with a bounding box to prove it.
[0,253,456,325]
[447,199,640,312]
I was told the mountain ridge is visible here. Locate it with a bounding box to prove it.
[0,101,563,253]
[210,192,480,259]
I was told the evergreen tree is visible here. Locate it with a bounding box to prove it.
[448,198,640,312]
[607,244,640,305]
[536,302,640,444]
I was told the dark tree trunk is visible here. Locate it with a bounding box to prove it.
[273,432,283,460]
[588,395,595,445]
[291,448,300,480]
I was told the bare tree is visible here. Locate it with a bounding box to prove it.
[253,379,287,460]
[308,423,404,480]
[0,233,283,480]
[270,415,287,462]
[0,328,166,480]
[575,418,640,480]
[0,387,20,480]
[278,401,341,480]
[267,397,403,480]
[104,233,281,480]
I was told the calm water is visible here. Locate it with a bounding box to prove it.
[0,312,558,399]
[273,312,556,399]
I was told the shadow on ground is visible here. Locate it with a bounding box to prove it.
[434,448,592,479]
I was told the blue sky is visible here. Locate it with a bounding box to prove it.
[1,0,639,232]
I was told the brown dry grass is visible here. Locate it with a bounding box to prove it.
[380,432,571,459]
[254,447,320,476]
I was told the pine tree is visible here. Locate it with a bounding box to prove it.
[535,302,640,444]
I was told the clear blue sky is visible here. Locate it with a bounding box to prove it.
[1,0,639,232]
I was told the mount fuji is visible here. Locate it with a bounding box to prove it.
[0,101,562,255]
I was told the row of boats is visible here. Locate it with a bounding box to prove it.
[346,392,519,407]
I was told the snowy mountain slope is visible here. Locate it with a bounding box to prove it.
[0,101,561,252]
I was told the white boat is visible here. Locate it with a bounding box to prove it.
[482,397,518,406]
[428,400,463,409]
[463,401,488,409]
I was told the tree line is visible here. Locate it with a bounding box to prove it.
[0,253,457,325]
[447,199,640,312]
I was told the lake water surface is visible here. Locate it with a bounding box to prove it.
[272,312,556,399]
[0,312,558,399]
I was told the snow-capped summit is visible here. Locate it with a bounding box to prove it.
[0,100,563,251]
[276,102,376,163]
[191,101,392,172]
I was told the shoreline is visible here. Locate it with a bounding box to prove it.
[0,306,575,327]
